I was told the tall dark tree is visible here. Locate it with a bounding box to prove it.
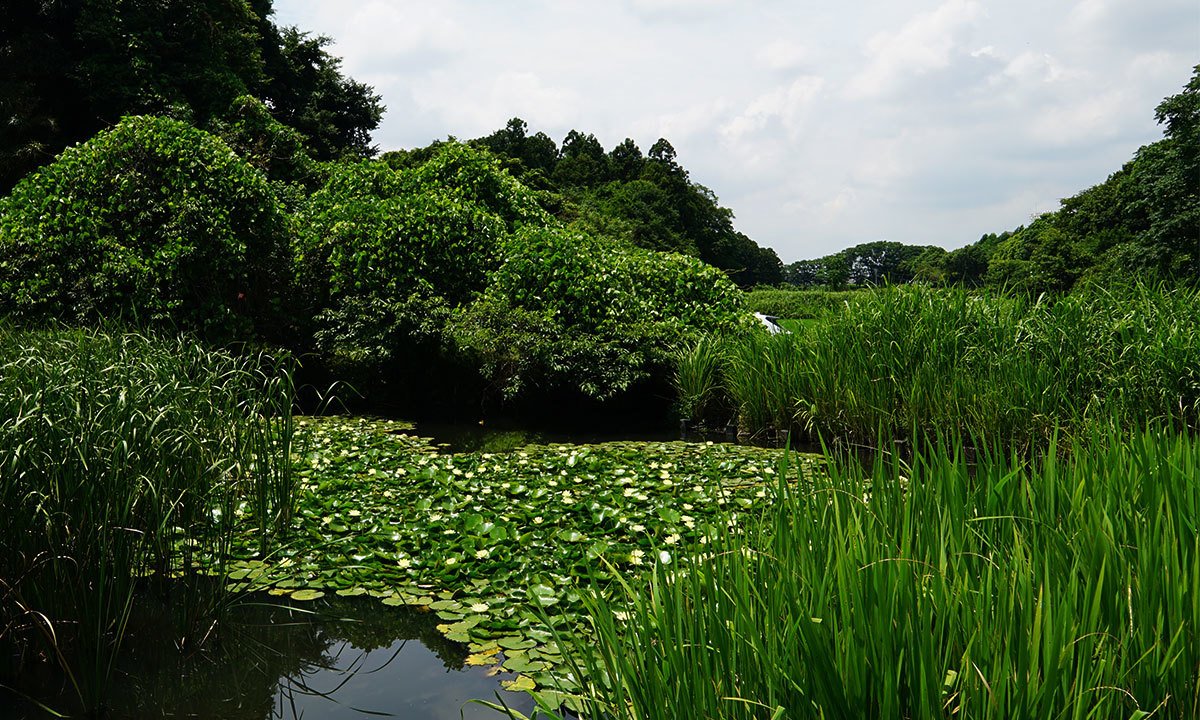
[554,130,607,187]
[256,25,384,160]
[0,0,383,191]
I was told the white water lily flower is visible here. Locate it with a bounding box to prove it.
[475,549,490,559]
[397,558,411,569]
[629,549,645,565]
[630,524,646,533]
[471,603,489,612]
[659,550,671,564]
[445,557,458,566]
[665,534,680,545]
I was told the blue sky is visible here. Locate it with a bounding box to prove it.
[271,0,1198,262]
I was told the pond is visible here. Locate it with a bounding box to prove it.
[3,595,537,719]
[5,416,814,718]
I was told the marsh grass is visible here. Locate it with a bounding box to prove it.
[693,284,1200,446]
[537,427,1198,719]
[0,324,295,710]
[672,334,724,422]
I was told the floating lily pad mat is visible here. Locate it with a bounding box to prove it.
[215,415,822,705]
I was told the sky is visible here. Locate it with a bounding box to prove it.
[270,0,1198,263]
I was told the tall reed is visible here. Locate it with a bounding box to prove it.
[695,283,1200,446]
[546,427,1199,719]
[0,325,295,710]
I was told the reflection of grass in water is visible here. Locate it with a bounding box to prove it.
[6,593,471,718]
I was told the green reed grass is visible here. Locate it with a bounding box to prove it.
[0,325,295,710]
[694,283,1200,445]
[673,334,724,422]
[539,427,1198,719]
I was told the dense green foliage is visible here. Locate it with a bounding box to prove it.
[0,115,294,342]
[0,0,383,192]
[296,141,745,406]
[682,284,1200,445]
[0,326,294,709]
[783,67,1200,293]
[549,427,1197,719]
[458,226,746,399]
[393,118,784,289]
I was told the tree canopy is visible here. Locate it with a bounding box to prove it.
[460,120,784,289]
[0,0,383,192]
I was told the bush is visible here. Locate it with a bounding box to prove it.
[492,226,744,336]
[469,226,746,400]
[298,160,507,309]
[0,115,293,342]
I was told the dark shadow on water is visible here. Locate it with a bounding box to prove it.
[414,418,825,455]
[2,595,536,720]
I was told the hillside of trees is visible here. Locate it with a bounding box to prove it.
[782,66,1199,294]
[384,119,784,289]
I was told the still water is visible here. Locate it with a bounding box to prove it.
[4,596,536,719]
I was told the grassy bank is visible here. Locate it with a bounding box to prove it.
[544,427,1198,719]
[681,283,1200,446]
[744,288,862,320]
[0,326,295,710]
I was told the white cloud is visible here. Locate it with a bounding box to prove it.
[271,0,1199,261]
[845,0,986,100]
[756,41,811,71]
[720,76,824,139]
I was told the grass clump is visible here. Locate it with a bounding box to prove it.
[543,427,1198,719]
[0,325,295,710]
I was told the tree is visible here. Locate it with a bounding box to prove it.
[609,138,645,182]
[256,25,384,160]
[1132,66,1200,280]
[553,130,608,187]
[0,0,383,191]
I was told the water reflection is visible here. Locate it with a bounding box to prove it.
[3,596,534,719]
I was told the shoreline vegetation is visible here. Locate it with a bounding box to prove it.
[683,283,1200,448]
[1,6,1197,715]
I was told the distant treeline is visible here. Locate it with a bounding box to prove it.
[783,66,1199,293]
[387,119,785,289]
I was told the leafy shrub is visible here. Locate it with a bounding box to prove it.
[299,161,507,309]
[468,226,746,399]
[401,141,552,231]
[491,226,744,336]
[0,115,293,341]
[444,295,650,401]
